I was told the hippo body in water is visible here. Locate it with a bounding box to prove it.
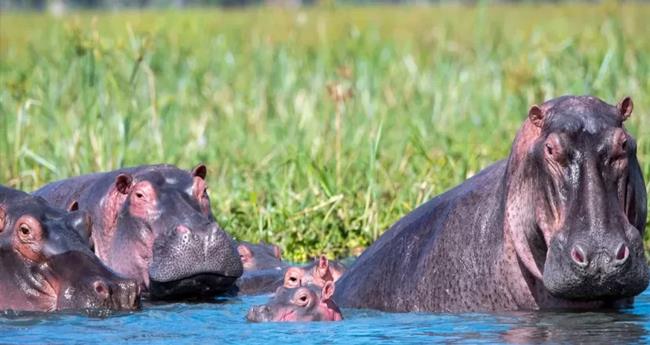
[235,241,287,295]
[33,164,243,300]
[247,282,342,322]
[236,241,346,295]
[0,186,140,312]
[335,96,648,312]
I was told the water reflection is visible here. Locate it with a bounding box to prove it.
[501,310,648,344]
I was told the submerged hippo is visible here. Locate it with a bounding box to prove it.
[246,282,342,322]
[236,248,346,295]
[234,241,287,295]
[0,186,140,312]
[238,241,285,271]
[33,164,243,300]
[335,96,648,312]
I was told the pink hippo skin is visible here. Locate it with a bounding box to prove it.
[335,96,648,312]
[284,255,347,289]
[247,281,343,322]
[0,185,140,312]
[235,249,347,295]
[33,164,242,300]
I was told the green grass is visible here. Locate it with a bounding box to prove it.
[1,4,649,261]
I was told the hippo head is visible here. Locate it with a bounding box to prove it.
[283,256,347,288]
[506,96,648,302]
[93,165,242,299]
[246,282,342,322]
[237,241,284,271]
[0,192,140,312]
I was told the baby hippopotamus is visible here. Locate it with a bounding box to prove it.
[235,244,347,295]
[246,281,342,322]
[284,256,347,289]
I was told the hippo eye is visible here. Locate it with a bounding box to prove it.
[135,192,144,199]
[621,139,628,151]
[295,293,310,306]
[19,224,30,236]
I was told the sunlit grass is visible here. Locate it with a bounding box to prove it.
[1,4,649,261]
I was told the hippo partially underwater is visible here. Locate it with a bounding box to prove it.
[33,164,243,300]
[236,240,347,295]
[247,282,343,322]
[0,186,141,312]
[335,96,649,312]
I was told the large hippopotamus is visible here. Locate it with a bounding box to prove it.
[246,282,343,322]
[0,185,140,312]
[33,164,243,300]
[335,96,648,312]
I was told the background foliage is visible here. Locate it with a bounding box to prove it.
[1,3,649,261]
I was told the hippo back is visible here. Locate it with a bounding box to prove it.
[334,161,509,312]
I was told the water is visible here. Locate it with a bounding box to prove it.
[2,290,650,344]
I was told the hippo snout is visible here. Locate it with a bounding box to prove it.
[147,222,243,299]
[544,232,649,300]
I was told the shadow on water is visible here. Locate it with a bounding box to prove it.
[1,290,649,344]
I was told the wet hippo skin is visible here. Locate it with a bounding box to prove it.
[247,281,343,322]
[235,244,346,295]
[0,185,141,312]
[335,96,649,312]
[33,164,243,300]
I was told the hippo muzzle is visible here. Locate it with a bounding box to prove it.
[148,223,243,299]
[543,226,649,301]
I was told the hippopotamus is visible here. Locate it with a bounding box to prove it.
[0,185,140,312]
[246,282,343,322]
[33,164,243,300]
[283,256,347,289]
[335,96,648,312]
[235,249,346,295]
[238,241,285,271]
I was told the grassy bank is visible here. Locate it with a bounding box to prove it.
[1,4,649,261]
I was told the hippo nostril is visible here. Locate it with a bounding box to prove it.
[571,245,588,267]
[615,244,629,264]
[176,225,191,235]
[93,280,110,300]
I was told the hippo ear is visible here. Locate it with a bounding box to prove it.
[115,174,133,194]
[191,164,207,180]
[237,244,252,263]
[272,245,282,260]
[617,96,633,122]
[321,281,335,301]
[0,205,6,232]
[528,105,545,128]
[317,255,329,277]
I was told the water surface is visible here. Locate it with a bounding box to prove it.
[2,289,650,344]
